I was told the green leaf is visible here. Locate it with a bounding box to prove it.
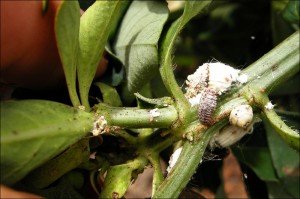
[0,100,94,185]
[24,138,90,189]
[55,0,81,107]
[134,93,173,108]
[264,117,300,198]
[232,147,278,182]
[271,1,296,45]
[94,82,122,107]
[114,1,169,95]
[107,2,131,41]
[101,47,125,87]
[78,1,122,110]
[282,0,300,28]
[159,1,212,115]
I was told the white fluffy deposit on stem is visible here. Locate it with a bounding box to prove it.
[237,74,248,84]
[185,62,241,106]
[149,108,160,122]
[265,101,275,110]
[91,116,108,136]
[167,147,183,174]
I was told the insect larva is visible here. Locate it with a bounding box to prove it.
[198,88,218,125]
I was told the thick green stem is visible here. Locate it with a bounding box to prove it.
[95,104,178,128]
[153,119,228,198]
[242,31,299,85]
[236,32,300,150]
[254,48,299,94]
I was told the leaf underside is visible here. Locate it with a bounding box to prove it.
[0,100,94,185]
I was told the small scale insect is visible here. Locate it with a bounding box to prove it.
[198,88,217,125]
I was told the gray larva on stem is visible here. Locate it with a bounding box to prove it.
[198,88,218,125]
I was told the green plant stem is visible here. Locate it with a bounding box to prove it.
[240,84,300,150]
[79,156,109,171]
[112,130,137,145]
[235,32,300,150]
[90,170,100,196]
[159,17,187,103]
[143,129,178,153]
[159,1,212,126]
[147,153,164,197]
[95,104,178,128]
[242,31,299,85]
[153,119,228,198]
[237,31,300,103]
[159,18,191,120]
[263,109,300,150]
[254,47,299,94]
[99,156,148,198]
[159,1,212,101]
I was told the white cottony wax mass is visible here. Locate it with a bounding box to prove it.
[91,116,108,136]
[167,147,183,174]
[185,62,240,107]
